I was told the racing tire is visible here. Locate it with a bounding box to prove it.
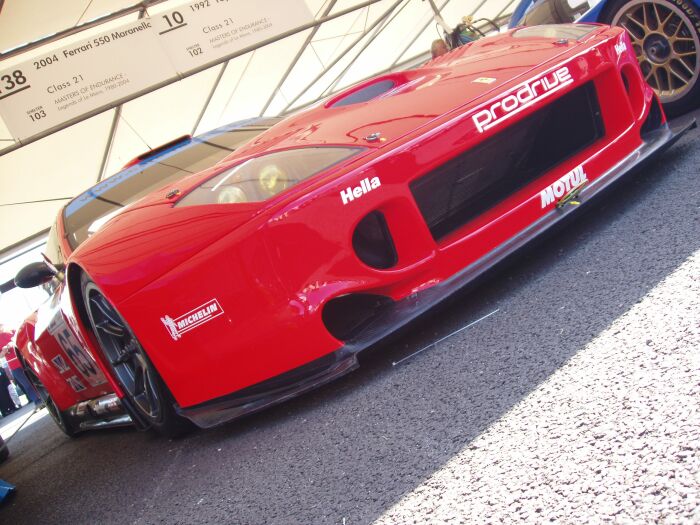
[0,435,8,463]
[81,274,193,438]
[601,0,700,116]
[25,367,77,438]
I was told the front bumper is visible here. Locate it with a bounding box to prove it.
[177,118,695,429]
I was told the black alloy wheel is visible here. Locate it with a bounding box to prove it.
[81,275,192,437]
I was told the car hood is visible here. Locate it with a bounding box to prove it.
[70,24,605,302]
[226,24,602,158]
[89,24,602,216]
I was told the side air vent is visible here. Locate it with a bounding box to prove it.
[411,81,605,240]
[620,64,644,117]
[352,211,398,269]
[641,95,664,136]
[322,293,393,342]
[328,80,396,108]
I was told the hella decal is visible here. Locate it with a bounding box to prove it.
[540,165,588,208]
[472,67,574,133]
[161,298,224,341]
[340,177,381,205]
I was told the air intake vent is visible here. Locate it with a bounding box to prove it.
[410,81,605,240]
[322,293,393,341]
[353,211,397,269]
[328,80,396,108]
[641,95,663,135]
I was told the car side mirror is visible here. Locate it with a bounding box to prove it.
[15,261,63,289]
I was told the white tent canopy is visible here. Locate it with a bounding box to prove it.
[0,0,516,258]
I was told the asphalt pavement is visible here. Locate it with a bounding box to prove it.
[0,110,698,524]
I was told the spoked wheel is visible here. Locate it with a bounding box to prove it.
[25,368,76,437]
[82,275,192,437]
[606,0,700,115]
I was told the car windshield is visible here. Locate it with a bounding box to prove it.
[44,220,67,266]
[61,118,281,251]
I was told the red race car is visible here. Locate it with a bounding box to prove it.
[13,23,694,436]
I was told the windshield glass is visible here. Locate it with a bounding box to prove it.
[62,118,281,250]
[519,0,592,26]
[44,220,66,266]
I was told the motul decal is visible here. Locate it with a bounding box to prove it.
[472,66,574,133]
[540,165,588,208]
[161,298,224,341]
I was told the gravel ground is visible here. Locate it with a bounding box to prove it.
[0,112,698,524]
[376,250,700,524]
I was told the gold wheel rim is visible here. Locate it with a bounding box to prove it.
[613,0,699,103]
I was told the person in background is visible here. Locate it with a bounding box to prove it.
[0,365,16,417]
[431,39,449,58]
[0,325,41,406]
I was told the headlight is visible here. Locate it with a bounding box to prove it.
[217,185,249,204]
[177,146,365,207]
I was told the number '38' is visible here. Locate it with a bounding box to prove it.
[1,70,28,92]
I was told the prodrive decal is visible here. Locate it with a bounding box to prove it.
[472,66,574,133]
[161,298,224,341]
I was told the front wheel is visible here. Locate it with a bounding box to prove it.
[603,0,700,116]
[81,274,192,437]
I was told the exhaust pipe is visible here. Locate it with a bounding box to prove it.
[69,393,129,419]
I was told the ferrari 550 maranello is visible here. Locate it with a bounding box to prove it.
[12,23,694,436]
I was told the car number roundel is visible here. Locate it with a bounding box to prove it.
[48,313,107,387]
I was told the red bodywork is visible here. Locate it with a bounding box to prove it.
[15,24,689,429]
[14,241,115,412]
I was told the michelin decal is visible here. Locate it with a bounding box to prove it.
[161,299,224,341]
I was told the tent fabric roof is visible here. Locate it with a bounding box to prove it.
[0,0,516,258]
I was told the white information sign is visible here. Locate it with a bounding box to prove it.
[0,19,178,141]
[153,0,313,73]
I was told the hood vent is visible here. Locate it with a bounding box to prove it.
[327,79,397,108]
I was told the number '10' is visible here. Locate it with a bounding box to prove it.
[163,11,184,27]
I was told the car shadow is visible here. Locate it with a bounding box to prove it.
[1,115,698,524]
